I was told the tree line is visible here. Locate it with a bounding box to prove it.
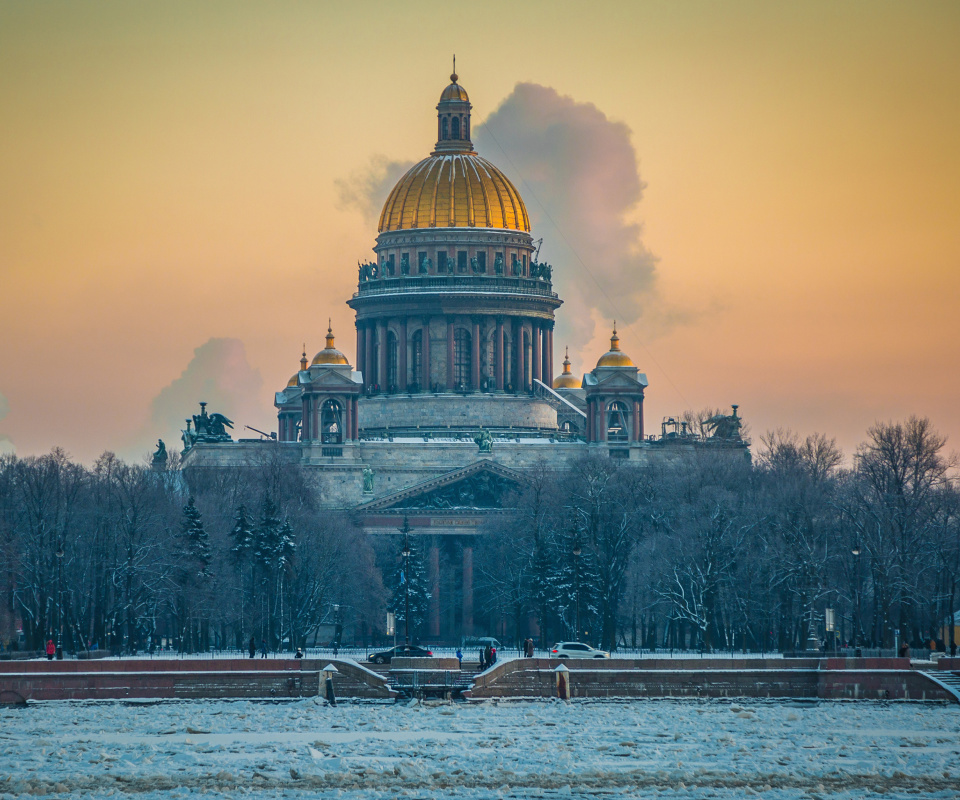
[474,416,959,654]
[0,416,956,655]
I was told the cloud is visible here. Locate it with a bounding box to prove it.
[129,338,264,459]
[336,82,672,374]
[335,156,415,226]
[474,83,660,359]
[0,392,13,455]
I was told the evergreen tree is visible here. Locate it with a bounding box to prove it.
[388,518,431,641]
[229,503,254,565]
[179,496,211,578]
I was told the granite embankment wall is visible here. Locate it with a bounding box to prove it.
[464,658,958,703]
[0,658,394,704]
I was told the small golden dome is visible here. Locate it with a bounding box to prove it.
[596,323,635,368]
[287,345,308,387]
[379,153,530,232]
[553,347,581,389]
[440,77,469,103]
[286,373,299,388]
[311,321,349,366]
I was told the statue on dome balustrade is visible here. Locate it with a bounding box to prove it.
[494,253,504,275]
[474,427,494,453]
[511,256,522,276]
[470,257,480,274]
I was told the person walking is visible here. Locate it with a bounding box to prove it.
[490,645,497,665]
[479,647,486,670]
[45,639,56,660]
[248,636,256,658]
[455,648,463,668]
[260,639,268,659]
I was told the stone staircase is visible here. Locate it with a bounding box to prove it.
[919,671,960,704]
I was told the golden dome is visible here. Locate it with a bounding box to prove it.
[596,323,635,368]
[440,74,469,103]
[311,322,349,366]
[287,345,308,386]
[553,347,581,389]
[378,153,530,232]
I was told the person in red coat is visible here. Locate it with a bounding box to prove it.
[45,639,55,660]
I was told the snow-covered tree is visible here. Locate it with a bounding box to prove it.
[388,518,430,642]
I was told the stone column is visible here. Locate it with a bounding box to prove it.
[356,325,365,383]
[429,544,440,638]
[532,324,542,383]
[598,400,606,442]
[586,399,593,441]
[343,396,351,443]
[377,321,387,389]
[462,545,474,635]
[495,317,504,391]
[636,398,643,441]
[446,318,455,390]
[422,317,431,390]
[313,396,321,442]
[399,317,408,392]
[471,318,480,390]
[364,323,373,392]
[514,320,524,392]
[545,325,553,386]
[352,398,359,440]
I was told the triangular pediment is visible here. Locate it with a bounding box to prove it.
[306,368,361,388]
[593,370,648,389]
[357,460,528,512]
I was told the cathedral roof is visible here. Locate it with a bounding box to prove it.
[377,73,530,233]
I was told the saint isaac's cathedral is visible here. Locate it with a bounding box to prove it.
[180,71,744,639]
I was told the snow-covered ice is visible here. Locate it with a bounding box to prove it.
[1,698,957,799]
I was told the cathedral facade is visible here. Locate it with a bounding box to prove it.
[181,72,743,641]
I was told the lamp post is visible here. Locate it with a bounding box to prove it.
[852,544,862,654]
[572,537,582,642]
[55,541,64,660]
[401,523,411,646]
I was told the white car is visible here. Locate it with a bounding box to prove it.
[550,642,610,659]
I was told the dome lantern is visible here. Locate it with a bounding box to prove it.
[434,61,473,155]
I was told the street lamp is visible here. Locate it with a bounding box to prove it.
[852,544,862,654]
[55,542,64,660]
[572,536,582,642]
[401,520,411,646]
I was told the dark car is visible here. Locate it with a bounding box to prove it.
[368,645,433,664]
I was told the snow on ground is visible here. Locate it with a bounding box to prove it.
[1,698,958,799]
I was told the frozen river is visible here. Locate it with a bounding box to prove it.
[1,697,958,799]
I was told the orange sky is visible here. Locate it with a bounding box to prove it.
[1,1,958,464]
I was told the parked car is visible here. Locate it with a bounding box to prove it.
[550,642,609,659]
[462,637,502,650]
[368,645,433,664]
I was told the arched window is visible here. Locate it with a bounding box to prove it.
[386,331,398,390]
[452,116,461,139]
[411,330,423,390]
[454,328,471,389]
[321,399,343,444]
[442,117,449,140]
[607,401,630,442]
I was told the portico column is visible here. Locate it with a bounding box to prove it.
[313,396,321,442]
[471,318,480,390]
[352,398,359,439]
[344,396,352,442]
[636,398,644,441]
[495,318,504,390]
[598,400,606,442]
[462,546,474,635]
[399,317,408,392]
[364,323,373,392]
[446,318,455,390]
[422,317,431,390]
[377,321,387,389]
[429,544,440,638]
